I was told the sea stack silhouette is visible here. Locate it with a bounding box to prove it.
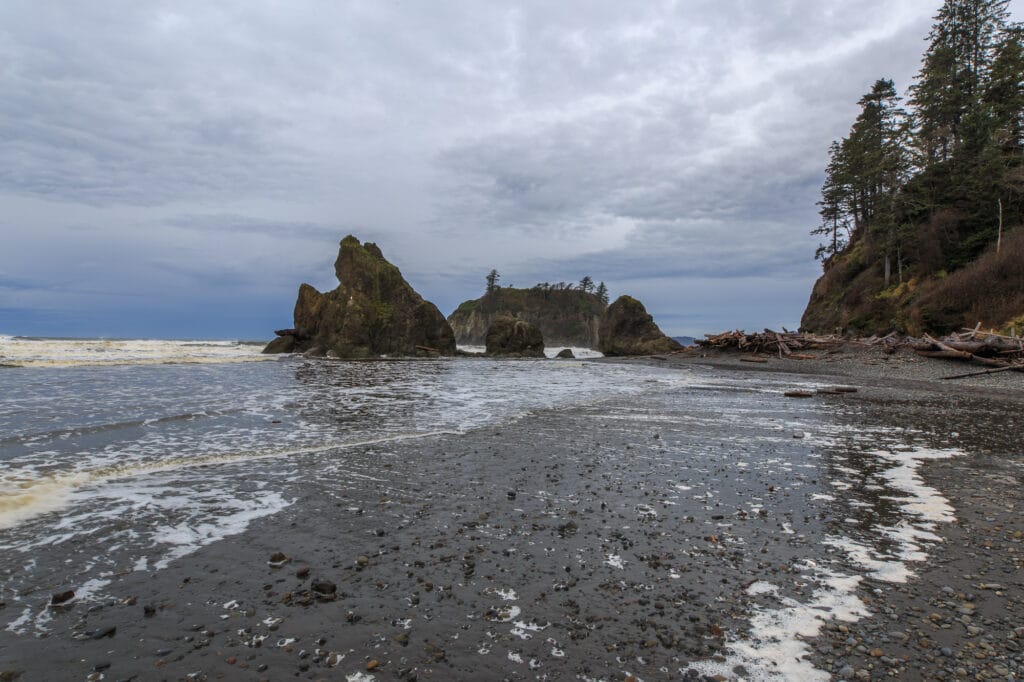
[264,235,456,358]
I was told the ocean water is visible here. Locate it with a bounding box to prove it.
[0,337,687,633]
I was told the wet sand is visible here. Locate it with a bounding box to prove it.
[1,352,1022,681]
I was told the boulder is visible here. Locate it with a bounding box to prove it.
[485,316,545,357]
[555,348,575,359]
[262,334,296,354]
[598,296,682,356]
[263,236,456,358]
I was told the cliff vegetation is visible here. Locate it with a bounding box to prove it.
[802,0,1024,336]
[449,273,609,347]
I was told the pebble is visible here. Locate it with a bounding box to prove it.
[50,590,75,605]
[311,579,336,595]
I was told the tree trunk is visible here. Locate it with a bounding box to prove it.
[884,252,891,288]
[998,198,1003,254]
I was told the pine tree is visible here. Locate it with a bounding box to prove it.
[578,275,594,293]
[985,26,1024,152]
[595,281,609,305]
[909,0,1011,164]
[813,141,852,262]
[485,269,500,294]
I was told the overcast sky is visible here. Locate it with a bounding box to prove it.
[0,1,1003,339]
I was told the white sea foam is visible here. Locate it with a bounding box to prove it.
[688,440,962,679]
[823,446,962,584]
[605,554,624,569]
[688,571,868,681]
[0,337,271,368]
[456,344,604,359]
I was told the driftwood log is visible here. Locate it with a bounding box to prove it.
[697,325,1022,380]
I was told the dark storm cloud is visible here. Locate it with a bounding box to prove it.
[0,1,971,337]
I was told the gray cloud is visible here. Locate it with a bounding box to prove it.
[0,0,991,338]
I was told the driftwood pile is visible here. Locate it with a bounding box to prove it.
[698,329,845,357]
[696,326,1024,380]
[907,328,1024,379]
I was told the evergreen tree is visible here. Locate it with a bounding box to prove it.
[985,26,1024,152]
[578,275,594,293]
[485,269,500,294]
[813,141,852,262]
[812,80,910,283]
[810,0,1024,289]
[909,0,1010,164]
[595,281,609,305]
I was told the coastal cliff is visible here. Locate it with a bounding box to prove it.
[264,236,456,358]
[448,288,605,347]
[800,10,1024,336]
[801,228,1024,335]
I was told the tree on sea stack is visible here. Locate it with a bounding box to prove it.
[486,269,500,294]
[596,281,609,305]
[578,275,594,293]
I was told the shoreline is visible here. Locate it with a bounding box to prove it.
[0,352,1021,681]
[603,342,1024,399]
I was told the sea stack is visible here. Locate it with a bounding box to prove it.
[264,236,456,358]
[598,295,681,356]
[484,316,545,358]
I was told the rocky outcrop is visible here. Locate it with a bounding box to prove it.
[555,348,575,359]
[485,316,545,357]
[598,296,681,356]
[264,236,456,358]
[449,288,605,347]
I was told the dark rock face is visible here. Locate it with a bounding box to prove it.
[262,334,296,354]
[598,296,682,356]
[555,348,575,359]
[485,316,545,357]
[263,236,456,358]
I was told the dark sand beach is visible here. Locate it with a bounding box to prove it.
[1,347,1022,681]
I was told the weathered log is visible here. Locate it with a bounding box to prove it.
[924,334,974,360]
[940,365,1023,380]
[914,350,971,360]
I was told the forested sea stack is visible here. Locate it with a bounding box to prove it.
[264,236,456,358]
[448,278,608,348]
[803,0,1024,336]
